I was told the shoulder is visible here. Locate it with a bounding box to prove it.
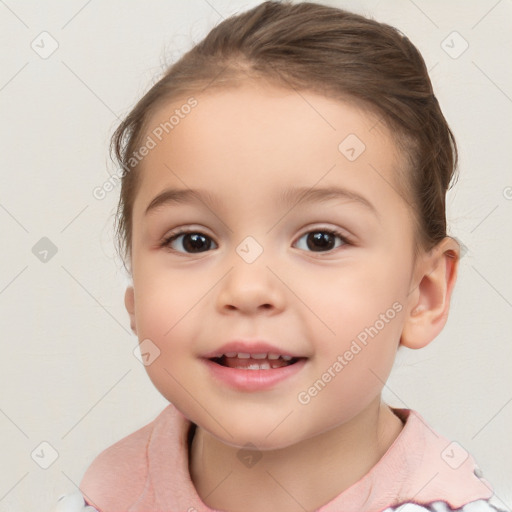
[79,406,173,511]
[395,408,496,507]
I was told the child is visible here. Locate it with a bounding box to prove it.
[56,1,508,511]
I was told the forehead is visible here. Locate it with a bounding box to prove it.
[132,82,409,221]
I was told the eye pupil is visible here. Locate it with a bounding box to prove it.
[308,232,335,251]
[167,229,345,255]
[183,233,210,252]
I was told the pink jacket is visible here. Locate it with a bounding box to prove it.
[79,405,500,512]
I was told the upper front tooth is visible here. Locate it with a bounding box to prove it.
[237,353,251,359]
[268,353,280,360]
[251,353,268,359]
[281,355,293,361]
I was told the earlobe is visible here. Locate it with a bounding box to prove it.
[400,237,460,349]
[124,286,137,335]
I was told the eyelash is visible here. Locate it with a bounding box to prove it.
[159,227,353,255]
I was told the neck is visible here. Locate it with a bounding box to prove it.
[189,397,404,512]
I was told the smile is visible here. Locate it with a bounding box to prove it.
[210,353,299,370]
[204,355,308,392]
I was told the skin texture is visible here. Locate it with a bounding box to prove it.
[124,81,459,512]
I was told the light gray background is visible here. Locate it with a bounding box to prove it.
[0,1,511,511]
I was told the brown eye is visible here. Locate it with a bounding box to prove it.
[294,229,348,252]
[163,231,217,253]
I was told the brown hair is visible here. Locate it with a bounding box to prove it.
[111,0,458,274]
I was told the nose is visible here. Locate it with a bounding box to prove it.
[215,254,286,316]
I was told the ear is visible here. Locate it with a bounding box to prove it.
[400,237,460,349]
[124,286,137,335]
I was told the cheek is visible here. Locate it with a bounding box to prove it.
[134,292,203,416]
[297,316,403,430]
[133,268,201,342]
[131,279,205,406]
[305,260,406,344]
[301,263,405,401]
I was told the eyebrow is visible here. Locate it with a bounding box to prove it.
[279,186,379,219]
[144,185,379,219]
[145,188,221,215]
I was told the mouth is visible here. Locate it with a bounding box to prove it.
[209,352,305,370]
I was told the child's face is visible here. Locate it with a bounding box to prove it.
[126,81,420,449]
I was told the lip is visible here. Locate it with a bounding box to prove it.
[203,357,308,392]
[202,340,302,359]
[201,339,308,392]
